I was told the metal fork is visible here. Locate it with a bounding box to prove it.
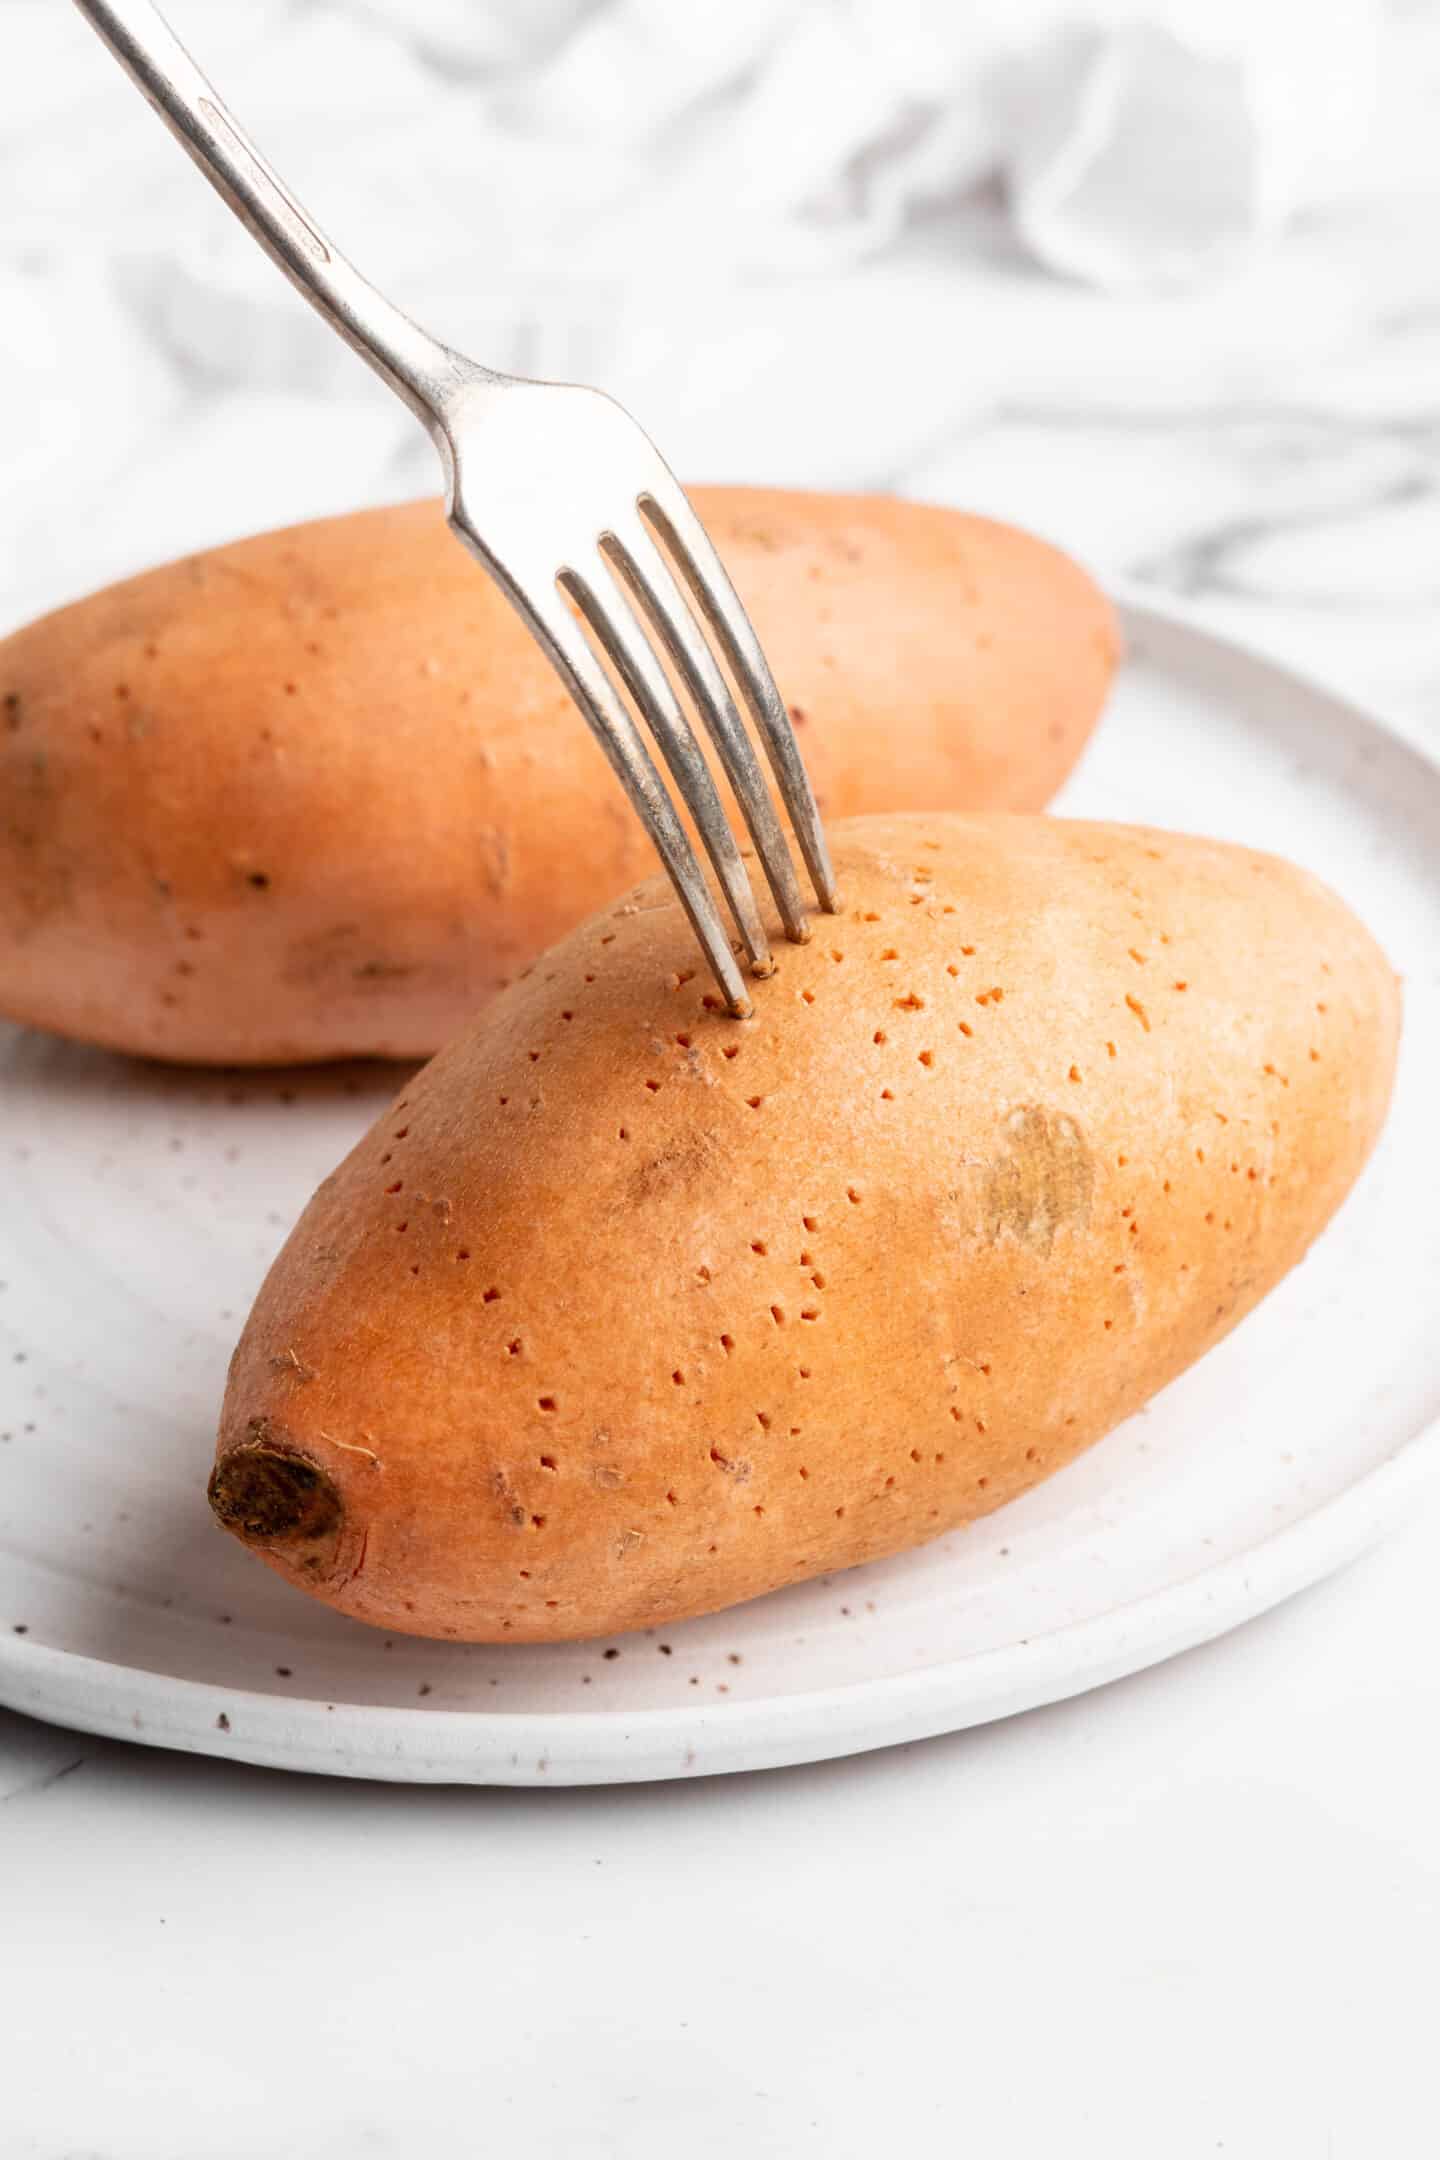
[72,0,838,1017]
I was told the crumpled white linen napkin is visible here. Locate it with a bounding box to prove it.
[5,0,1384,384]
[0,0,1392,597]
[487,0,1381,287]
[0,0,1405,620]
[1001,0,1381,290]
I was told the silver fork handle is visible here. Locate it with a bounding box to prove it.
[71,0,471,432]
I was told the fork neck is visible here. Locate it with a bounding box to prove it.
[72,0,495,437]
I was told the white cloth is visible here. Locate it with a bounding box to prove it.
[1003,1,1381,290]
[0,0,1408,614]
[3,0,1389,404]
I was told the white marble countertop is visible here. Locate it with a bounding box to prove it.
[5,3,1440,2152]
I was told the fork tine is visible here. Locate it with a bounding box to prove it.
[522,592,753,1017]
[560,563,774,978]
[601,522,811,946]
[638,480,840,914]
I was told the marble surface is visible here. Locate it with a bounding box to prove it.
[4,2,1440,2152]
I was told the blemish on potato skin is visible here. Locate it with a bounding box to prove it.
[980,1105,1095,1255]
[708,1448,752,1482]
[491,1466,530,1529]
[625,1127,722,1205]
[321,1430,382,1469]
[268,1346,314,1384]
[353,957,417,982]
[279,922,365,988]
[0,723,75,928]
[478,826,512,900]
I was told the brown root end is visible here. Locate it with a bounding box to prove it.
[209,1442,342,1547]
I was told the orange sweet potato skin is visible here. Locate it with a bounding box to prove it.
[0,490,1117,1063]
[211,812,1398,1643]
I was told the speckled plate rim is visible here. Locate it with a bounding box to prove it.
[3,589,1439,1785]
[3,1418,1437,1784]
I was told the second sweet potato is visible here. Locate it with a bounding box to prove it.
[0,488,1118,1062]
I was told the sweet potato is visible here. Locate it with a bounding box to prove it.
[0,491,1117,1062]
[210,811,1398,1640]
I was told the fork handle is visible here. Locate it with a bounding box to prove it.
[71,0,472,432]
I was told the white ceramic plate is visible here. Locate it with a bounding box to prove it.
[3,595,1438,1784]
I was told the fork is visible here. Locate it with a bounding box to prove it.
[72,0,838,1017]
